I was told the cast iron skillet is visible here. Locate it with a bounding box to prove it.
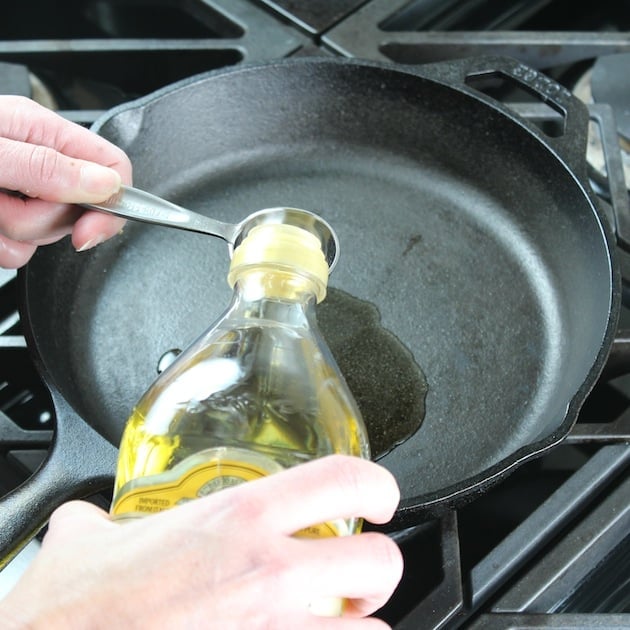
[0,55,621,565]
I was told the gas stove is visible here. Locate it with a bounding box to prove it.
[0,2,629,628]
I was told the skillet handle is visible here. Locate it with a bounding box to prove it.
[0,393,117,570]
[416,55,590,179]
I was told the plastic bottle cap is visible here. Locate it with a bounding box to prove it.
[228,223,329,302]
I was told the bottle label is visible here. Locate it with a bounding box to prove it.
[295,522,340,538]
[111,458,268,516]
[111,458,344,539]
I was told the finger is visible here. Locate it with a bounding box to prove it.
[43,501,114,546]
[0,194,78,242]
[71,209,126,252]
[0,189,125,252]
[0,95,131,179]
[200,456,401,536]
[48,500,110,527]
[0,228,97,269]
[0,233,37,268]
[278,456,401,532]
[0,137,122,204]
[294,533,403,618]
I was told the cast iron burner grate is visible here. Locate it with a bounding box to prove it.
[0,1,629,628]
[322,0,630,68]
[0,0,308,124]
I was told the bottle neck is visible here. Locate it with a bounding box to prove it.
[229,268,320,321]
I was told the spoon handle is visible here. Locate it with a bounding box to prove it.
[81,185,238,243]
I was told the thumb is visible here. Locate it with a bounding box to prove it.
[0,137,121,203]
[43,501,113,546]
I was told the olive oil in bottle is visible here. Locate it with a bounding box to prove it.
[110,214,370,614]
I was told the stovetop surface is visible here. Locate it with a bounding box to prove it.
[0,2,629,628]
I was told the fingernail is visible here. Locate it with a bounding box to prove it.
[79,164,121,197]
[76,233,107,252]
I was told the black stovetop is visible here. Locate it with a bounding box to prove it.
[0,2,629,628]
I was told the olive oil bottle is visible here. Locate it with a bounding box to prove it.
[110,214,370,614]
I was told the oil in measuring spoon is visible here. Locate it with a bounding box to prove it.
[317,288,428,459]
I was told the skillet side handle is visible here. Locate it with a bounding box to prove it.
[414,55,590,179]
[413,56,630,251]
[0,394,117,570]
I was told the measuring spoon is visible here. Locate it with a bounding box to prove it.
[81,185,339,271]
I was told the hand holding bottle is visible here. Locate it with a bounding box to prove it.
[0,455,403,629]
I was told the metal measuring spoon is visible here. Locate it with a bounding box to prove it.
[81,185,339,271]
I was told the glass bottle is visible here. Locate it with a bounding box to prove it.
[110,216,370,548]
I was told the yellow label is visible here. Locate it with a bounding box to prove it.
[112,457,344,541]
[294,522,339,538]
[112,459,267,516]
